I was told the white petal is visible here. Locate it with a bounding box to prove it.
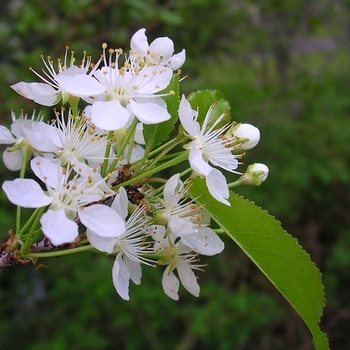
[177,242,193,255]
[189,143,212,176]
[112,254,131,300]
[23,126,58,153]
[135,66,173,94]
[30,157,63,188]
[93,67,114,87]
[31,122,62,149]
[162,266,179,300]
[58,65,88,76]
[0,126,16,144]
[11,82,58,106]
[82,105,92,119]
[168,49,186,70]
[3,148,22,171]
[149,37,174,63]
[134,95,167,106]
[206,169,230,206]
[124,256,142,285]
[148,225,166,242]
[56,73,106,97]
[177,260,200,297]
[212,158,239,173]
[111,187,128,221]
[234,123,260,150]
[179,95,200,136]
[134,122,145,145]
[79,204,126,237]
[2,178,53,207]
[129,99,170,124]
[245,163,269,183]
[69,159,109,194]
[208,149,239,173]
[11,119,36,138]
[91,100,132,131]
[169,216,194,237]
[40,208,78,245]
[181,226,225,256]
[86,229,116,254]
[130,28,148,56]
[163,173,181,206]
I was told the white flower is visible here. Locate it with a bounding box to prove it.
[0,110,44,170]
[87,187,154,300]
[179,95,240,205]
[130,28,186,70]
[11,49,104,106]
[2,157,125,246]
[57,44,173,131]
[28,108,110,167]
[240,163,269,185]
[155,173,224,255]
[228,123,260,150]
[151,229,202,300]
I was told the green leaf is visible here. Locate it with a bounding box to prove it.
[143,74,180,149]
[187,89,231,126]
[190,177,329,350]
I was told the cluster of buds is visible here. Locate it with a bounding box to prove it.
[0,29,268,300]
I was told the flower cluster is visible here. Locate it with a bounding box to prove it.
[0,28,268,300]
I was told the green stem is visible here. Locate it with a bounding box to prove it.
[26,244,96,258]
[15,148,31,239]
[114,151,189,190]
[147,137,184,170]
[213,228,226,235]
[227,179,244,188]
[20,206,46,255]
[107,118,139,175]
[20,229,43,255]
[126,124,137,162]
[101,130,114,177]
[15,207,22,239]
[147,136,183,158]
[132,144,152,176]
[136,133,185,175]
[19,207,43,236]
[130,136,183,173]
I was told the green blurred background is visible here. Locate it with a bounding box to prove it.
[1,1,350,349]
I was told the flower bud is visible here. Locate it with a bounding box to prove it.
[229,123,260,150]
[241,163,269,186]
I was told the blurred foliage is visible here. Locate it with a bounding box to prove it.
[1,0,350,349]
